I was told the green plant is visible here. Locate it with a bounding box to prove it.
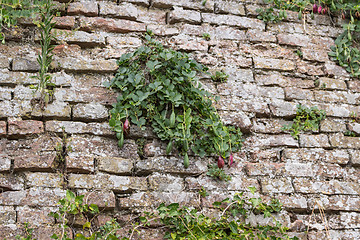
[15,223,35,240]
[257,1,360,77]
[211,70,229,83]
[282,104,326,139]
[30,0,56,110]
[0,0,47,43]
[206,163,232,181]
[202,32,211,41]
[344,130,357,136]
[105,34,242,168]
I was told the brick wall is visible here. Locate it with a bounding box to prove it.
[0,0,359,239]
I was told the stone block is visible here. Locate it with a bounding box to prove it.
[219,110,251,132]
[99,2,138,20]
[148,172,184,192]
[73,103,108,121]
[254,57,295,71]
[13,151,57,171]
[349,150,360,166]
[278,33,310,47]
[77,190,116,209]
[0,56,9,68]
[79,16,146,33]
[97,156,134,175]
[0,121,6,136]
[152,0,214,11]
[53,29,105,47]
[214,1,245,16]
[69,135,139,160]
[171,35,208,52]
[25,172,63,188]
[348,80,360,92]
[147,24,179,36]
[299,134,330,148]
[308,230,360,240]
[320,118,347,133]
[135,156,207,175]
[324,62,350,79]
[16,206,54,225]
[68,173,147,191]
[0,154,11,172]
[285,87,314,101]
[137,7,166,24]
[308,195,360,211]
[54,57,118,73]
[0,70,37,85]
[66,153,94,173]
[169,6,201,24]
[294,178,360,195]
[0,206,16,224]
[283,148,349,165]
[246,29,276,42]
[12,58,40,72]
[276,194,308,210]
[8,118,44,136]
[261,177,294,193]
[329,133,360,148]
[297,60,324,76]
[13,85,33,100]
[52,16,76,29]
[202,13,265,30]
[301,48,329,62]
[31,101,71,119]
[0,224,24,239]
[244,134,299,148]
[0,87,12,100]
[67,1,98,17]
[248,149,280,162]
[0,173,24,190]
[319,77,347,90]
[252,119,290,134]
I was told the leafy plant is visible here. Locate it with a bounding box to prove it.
[30,0,56,110]
[0,0,47,43]
[257,0,360,77]
[344,130,357,137]
[211,70,229,83]
[282,104,326,139]
[202,32,211,41]
[206,163,232,181]
[105,34,243,168]
[16,223,35,240]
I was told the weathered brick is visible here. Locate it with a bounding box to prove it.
[202,13,265,30]
[317,77,347,90]
[136,156,207,175]
[219,110,252,132]
[254,57,295,71]
[79,16,146,33]
[246,29,276,42]
[278,33,311,47]
[324,62,350,79]
[67,1,98,16]
[296,61,324,76]
[136,7,166,24]
[46,120,112,136]
[54,87,117,105]
[0,224,24,239]
[214,1,245,16]
[244,134,299,148]
[294,178,360,195]
[0,154,11,172]
[69,135,139,160]
[246,161,315,177]
[17,206,54,225]
[349,150,360,166]
[251,119,289,134]
[248,149,280,162]
[0,70,37,85]
[320,103,352,118]
[99,2,138,20]
[255,73,314,88]
[66,153,94,173]
[0,121,6,136]
[308,230,360,240]
[261,177,294,193]
[320,118,347,133]
[52,16,76,29]
[148,173,184,192]
[13,85,33,100]
[8,118,44,136]
[348,80,360,92]
[314,91,360,104]
[13,151,57,171]
[12,58,40,72]
[152,0,214,11]
[25,172,63,188]
[169,6,201,24]
[53,30,105,47]
[241,43,297,60]
[171,35,208,52]
[54,57,118,73]
[119,191,199,208]
[283,148,350,165]
[72,103,108,121]
[0,173,24,190]
[0,188,66,206]
[285,87,314,101]
[0,87,12,100]
[0,56,9,68]
[299,134,330,148]
[301,48,329,62]
[269,99,297,117]
[77,190,116,209]
[338,212,360,229]
[329,133,360,148]
[147,24,179,36]
[276,194,308,210]
[97,156,134,175]
[308,195,360,211]
[0,206,16,224]
[31,101,71,119]
[68,173,147,191]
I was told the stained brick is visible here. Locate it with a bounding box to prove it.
[25,172,63,188]
[285,87,314,100]
[148,173,184,192]
[73,103,108,121]
[147,24,179,36]
[324,62,350,79]
[329,133,360,148]
[79,16,146,33]
[54,57,118,73]
[53,30,105,47]
[269,99,297,117]
[99,2,138,20]
[0,155,11,173]
[317,77,347,90]
[0,206,16,224]
[8,118,44,136]
[320,118,347,133]
[52,16,76,29]
[308,230,360,240]
[97,156,134,175]
[68,173,147,191]
[0,173,24,190]
[77,190,116,209]
[247,29,276,42]
[171,36,208,52]
[136,7,166,24]
[349,150,360,166]
[0,87,12,100]
[13,151,57,171]
[202,13,265,30]
[297,61,324,76]
[299,134,330,148]
[66,153,94,173]
[0,70,37,85]
[314,91,360,104]
[294,178,360,195]
[308,195,360,211]
[0,188,66,206]
[261,177,294,193]
[17,206,55,225]
[278,33,310,47]
[301,48,329,62]
[31,101,71,119]
[67,1,98,17]
[169,6,201,24]
[46,120,112,136]
[152,0,214,11]
[254,57,295,71]
[214,1,245,16]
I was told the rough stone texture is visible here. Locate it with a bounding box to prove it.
[1,1,360,239]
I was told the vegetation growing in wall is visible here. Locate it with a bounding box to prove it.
[282,104,326,139]
[257,0,360,77]
[105,34,243,169]
[18,189,299,240]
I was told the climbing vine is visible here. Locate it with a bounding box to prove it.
[105,33,242,168]
[257,0,360,77]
